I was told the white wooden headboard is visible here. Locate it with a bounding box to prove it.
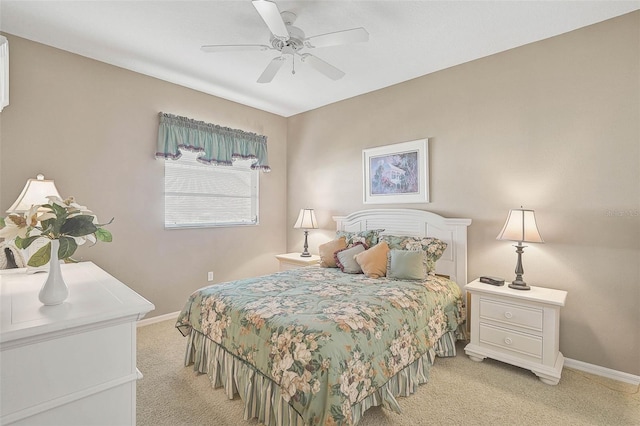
[333,209,472,287]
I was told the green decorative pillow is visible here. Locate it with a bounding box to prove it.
[379,235,447,273]
[336,229,385,248]
[386,249,427,281]
[334,243,367,274]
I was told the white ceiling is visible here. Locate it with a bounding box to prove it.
[2,1,639,117]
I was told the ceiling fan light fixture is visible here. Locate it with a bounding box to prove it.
[205,0,368,83]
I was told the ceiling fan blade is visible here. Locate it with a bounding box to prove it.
[257,56,286,83]
[201,44,271,53]
[252,0,289,40]
[300,54,345,80]
[305,27,369,48]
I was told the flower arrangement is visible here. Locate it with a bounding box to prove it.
[0,196,112,267]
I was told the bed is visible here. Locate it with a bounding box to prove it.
[176,209,472,425]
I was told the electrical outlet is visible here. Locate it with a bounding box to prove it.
[207,271,214,282]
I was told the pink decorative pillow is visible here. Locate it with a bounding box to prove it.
[354,241,390,278]
[318,237,347,268]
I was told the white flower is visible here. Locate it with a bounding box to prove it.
[47,196,92,215]
[0,215,28,240]
[73,234,97,246]
[293,342,312,364]
[279,371,298,401]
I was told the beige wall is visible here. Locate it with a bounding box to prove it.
[1,12,638,376]
[0,35,288,317]
[287,12,639,375]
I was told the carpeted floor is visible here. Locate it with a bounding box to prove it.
[137,319,640,425]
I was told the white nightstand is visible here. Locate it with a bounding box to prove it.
[464,278,567,385]
[276,253,320,271]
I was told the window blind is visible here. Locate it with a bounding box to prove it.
[164,151,259,228]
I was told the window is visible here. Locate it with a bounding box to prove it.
[164,150,259,228]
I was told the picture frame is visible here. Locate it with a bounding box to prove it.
[363,138,429,204]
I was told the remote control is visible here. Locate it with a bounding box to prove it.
[479,276,505,286]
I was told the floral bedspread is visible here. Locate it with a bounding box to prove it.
[176,267,465,425]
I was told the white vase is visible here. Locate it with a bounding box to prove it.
[38,239,69,305]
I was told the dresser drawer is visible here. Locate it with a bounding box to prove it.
[479,323,543,361]
[480,297,543,331]
[1,322,135,417]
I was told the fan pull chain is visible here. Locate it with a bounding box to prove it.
[291,54,296,75]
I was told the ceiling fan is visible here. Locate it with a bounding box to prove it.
[201,0,369,83]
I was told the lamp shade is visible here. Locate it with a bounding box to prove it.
[293,208,318,230]
[496,208,544,243]
[7,174,62,213]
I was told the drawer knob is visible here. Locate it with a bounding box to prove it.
[504,337,513,345]
[504,311,513,319]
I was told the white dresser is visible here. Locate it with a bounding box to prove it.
[464,279,567,385]
[0,262,155,425]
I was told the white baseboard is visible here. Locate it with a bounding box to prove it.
[564,357,640,386]
[137,311,180,328]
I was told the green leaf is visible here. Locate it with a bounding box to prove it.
[95,228,112,242]
[27,241,51,267]
[42,203,67,235]
[39,220,54,236]
[16,235,43,249]
[58,237,78,259]
[49,203,67,217]
[0,217,5,228]
[60,215,98,237]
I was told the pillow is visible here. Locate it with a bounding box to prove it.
[336,229,385,248]
[318,237,347,268]
[354,241,390,278]
[334,242,367,274]
[379,235,448,273]
[386,249,427,280]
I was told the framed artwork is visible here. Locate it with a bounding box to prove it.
[362,139,429,204]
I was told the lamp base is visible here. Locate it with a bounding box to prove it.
[300,230,311,257]
[509,242,530,290]
[508,280,531,291]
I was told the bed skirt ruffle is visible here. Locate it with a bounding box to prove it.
[183,327,463,426]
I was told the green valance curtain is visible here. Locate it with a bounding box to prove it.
[155,112,271,172]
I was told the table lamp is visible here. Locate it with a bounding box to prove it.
[293,208,318,257]
[496,207,544,290]
[6,174,62,273]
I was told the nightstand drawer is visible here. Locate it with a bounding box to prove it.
[480,298,543,331]
[479,323,542,360]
